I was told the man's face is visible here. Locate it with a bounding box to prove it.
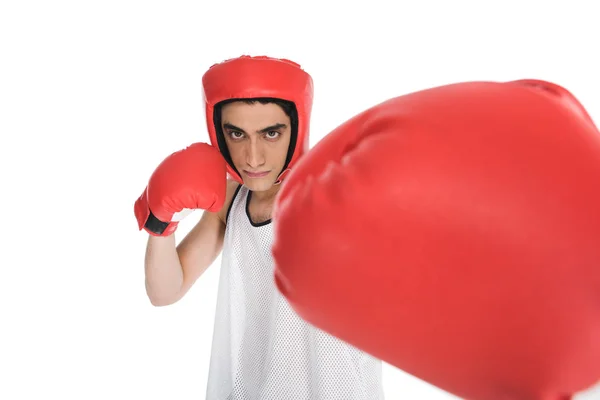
[221,101,292,192]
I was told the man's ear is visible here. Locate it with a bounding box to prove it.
[508,79,597,129]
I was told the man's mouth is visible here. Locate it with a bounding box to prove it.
[244,170,270,178]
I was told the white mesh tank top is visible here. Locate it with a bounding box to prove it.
[206,184,384,400]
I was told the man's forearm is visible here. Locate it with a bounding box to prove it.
[144,234,183,306]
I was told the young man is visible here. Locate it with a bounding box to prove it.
[134,55,384,399]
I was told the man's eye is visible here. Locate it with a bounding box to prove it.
[229,131,244,139]
[266,131,280,139]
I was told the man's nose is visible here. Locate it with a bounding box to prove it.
[246,138,265,168]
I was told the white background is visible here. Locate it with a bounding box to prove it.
[1,0,600,399]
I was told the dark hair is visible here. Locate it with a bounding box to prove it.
[213,97,299,179]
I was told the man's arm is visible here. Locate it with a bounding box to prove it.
[144,179,240,306]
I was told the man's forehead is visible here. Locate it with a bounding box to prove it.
[221,103,289,126]
[221,100,285,112]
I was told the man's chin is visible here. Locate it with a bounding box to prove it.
[242,176,276,192]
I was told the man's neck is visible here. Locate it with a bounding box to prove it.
[250,184,281,203]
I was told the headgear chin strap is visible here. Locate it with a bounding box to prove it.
[202,55,314,185]
[274,168,292,185]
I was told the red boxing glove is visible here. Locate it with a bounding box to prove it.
[134,142,227,236]
[272,80,600,400]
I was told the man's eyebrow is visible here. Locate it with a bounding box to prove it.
[223,123,245,133]
[258,123,287,133]
[223,122,287,134]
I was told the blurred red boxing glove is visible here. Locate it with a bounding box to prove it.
[134,142,227,236]
[272,79,600,400]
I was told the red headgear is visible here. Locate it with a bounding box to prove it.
[202,55,314,184]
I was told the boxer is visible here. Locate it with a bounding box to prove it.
[134,55,384,399]
[272,79,600,400]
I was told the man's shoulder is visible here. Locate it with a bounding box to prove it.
[226,178,241,195]
[216,178,242,224]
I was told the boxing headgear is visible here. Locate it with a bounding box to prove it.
[202,55,314,184]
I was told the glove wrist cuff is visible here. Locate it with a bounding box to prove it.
[134,189,178,237]
[144,210,178,236]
